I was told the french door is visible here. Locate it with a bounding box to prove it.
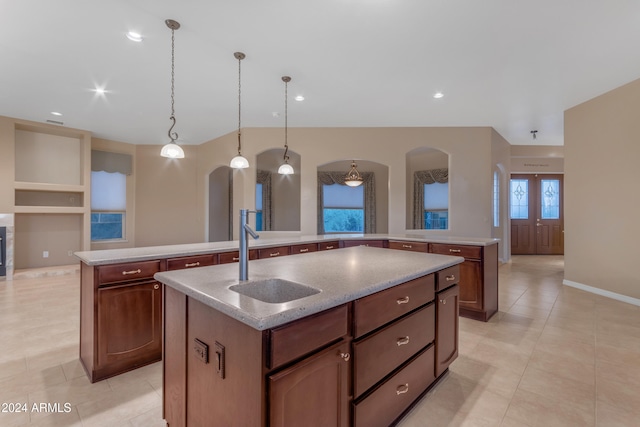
[510,174,564,255]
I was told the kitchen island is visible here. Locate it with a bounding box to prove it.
[75,233,496,383]
[154,246,464,427]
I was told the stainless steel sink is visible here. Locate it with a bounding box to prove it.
[229,279,321,304]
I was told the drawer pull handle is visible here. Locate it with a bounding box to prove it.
[441,299,446,305]
[122,269,141,275]
[154,284,159,290]
[339,352,350,362]
[232,257,239,261]
[326,245,334,249]
[396,384,409,395]
[445,275,456,281]
[299,248,309,253]
[397,336,410,346]
[396,296,410,305]
[185,262,200,267]
[402,244,412,249]
[269,252,280,257]
[449,249,462,253]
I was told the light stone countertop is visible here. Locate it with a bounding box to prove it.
[75,233,498,266]
[154,246,464,331]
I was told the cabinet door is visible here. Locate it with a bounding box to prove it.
[436,284,459,377]
[458,259,482,311]
[269,340,350,427]
[97,280,162,367]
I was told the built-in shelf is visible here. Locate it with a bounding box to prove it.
[14,206,86,214]
[14,181,86,192]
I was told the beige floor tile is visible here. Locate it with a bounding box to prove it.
[0,365,67,402]
[505,388,595,427]
[596,341,640,368]
[129,405,167,427]
[596,400,639,427]
[518,365,595,412]
[596,373,640,413]
[527,347,595,386]
[450,355,522,399]
[468,340,531,375]
[28,375,111,410]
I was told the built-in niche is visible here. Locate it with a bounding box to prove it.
[406,147,450,230]
[208,166,233,242]
[317,160,389,234]
[255,149,301,232]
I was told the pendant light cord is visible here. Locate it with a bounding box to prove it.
[284,78,289,162]
[168,25,178,143]
[237,53,242,155]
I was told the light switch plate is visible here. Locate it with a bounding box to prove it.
[215,341,225,379]
[193,338,209,364]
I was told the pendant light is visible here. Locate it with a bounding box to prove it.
[278,76,294,175]
[344,161,364,187]
[229,52,249,169]
[160,19,185,159]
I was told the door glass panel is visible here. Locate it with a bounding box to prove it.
[510,179,529,219]
[541,179,560,219]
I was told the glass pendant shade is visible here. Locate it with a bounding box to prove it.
[344,161,364,187]
[230,154,249,169]
[161,142,185,159]
[278,162,294,175]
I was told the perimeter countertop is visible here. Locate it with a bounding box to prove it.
[154,246,464,331]
[75,233,498,266]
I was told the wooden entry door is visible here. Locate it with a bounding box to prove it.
[510,174,564,255]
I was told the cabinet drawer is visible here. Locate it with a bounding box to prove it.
[268,304,349,369]
[353,274,434,338]
[166,254,217,271]
[218,250,257,264]
[291,243,318,255]
[436,265,460,292]
[429,243,482,259]
[342,239,386,248]
[97,260,161,285]
[258,245,290,259]
[387,240,428,253]
[318,241,339,251]
[353,304,434,397]
[353,345,435,427]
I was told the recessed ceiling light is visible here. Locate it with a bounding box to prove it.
[433,92,444,99]
[294,95,305,101]
[51,111,62,116]
[94,87,106,95]
[126,31,143,42]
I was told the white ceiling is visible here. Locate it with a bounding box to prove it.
[2,1,640,147]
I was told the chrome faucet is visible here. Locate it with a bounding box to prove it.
[239,209,259,281]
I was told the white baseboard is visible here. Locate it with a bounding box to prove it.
[563,279,640,307]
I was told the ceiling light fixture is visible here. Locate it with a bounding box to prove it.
[51,111,62,116]
[344,161,364,187]
[126,31,143,42]
[160,19,185,159]
[278,76,294,175]
[294,95,304,102]
[531,130,538,140]
[433,92,444,99]
[229,52,249,169]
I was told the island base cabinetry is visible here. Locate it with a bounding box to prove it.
[162,266,459,426]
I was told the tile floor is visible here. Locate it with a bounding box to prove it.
[0,256,639,426]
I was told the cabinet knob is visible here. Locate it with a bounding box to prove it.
[269,252,280,257]
[396,384,409,395]
[445,275,456,281]
[441,299,446,305]
[396,296,410,305]
[326,245,334,249]
[396,336,410,346]
[232,257,239,261]
[154,284,159,290]
[339,352,350,362]
[299,248,309,253]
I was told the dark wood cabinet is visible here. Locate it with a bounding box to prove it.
[80,261,163,382]
[435,283,459,377]
[387,240,429,253]
[97,280,162,367]
[429,243,498,321]
[258,245,290,259]
[167,254,217,270]
[269,340,351,427]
